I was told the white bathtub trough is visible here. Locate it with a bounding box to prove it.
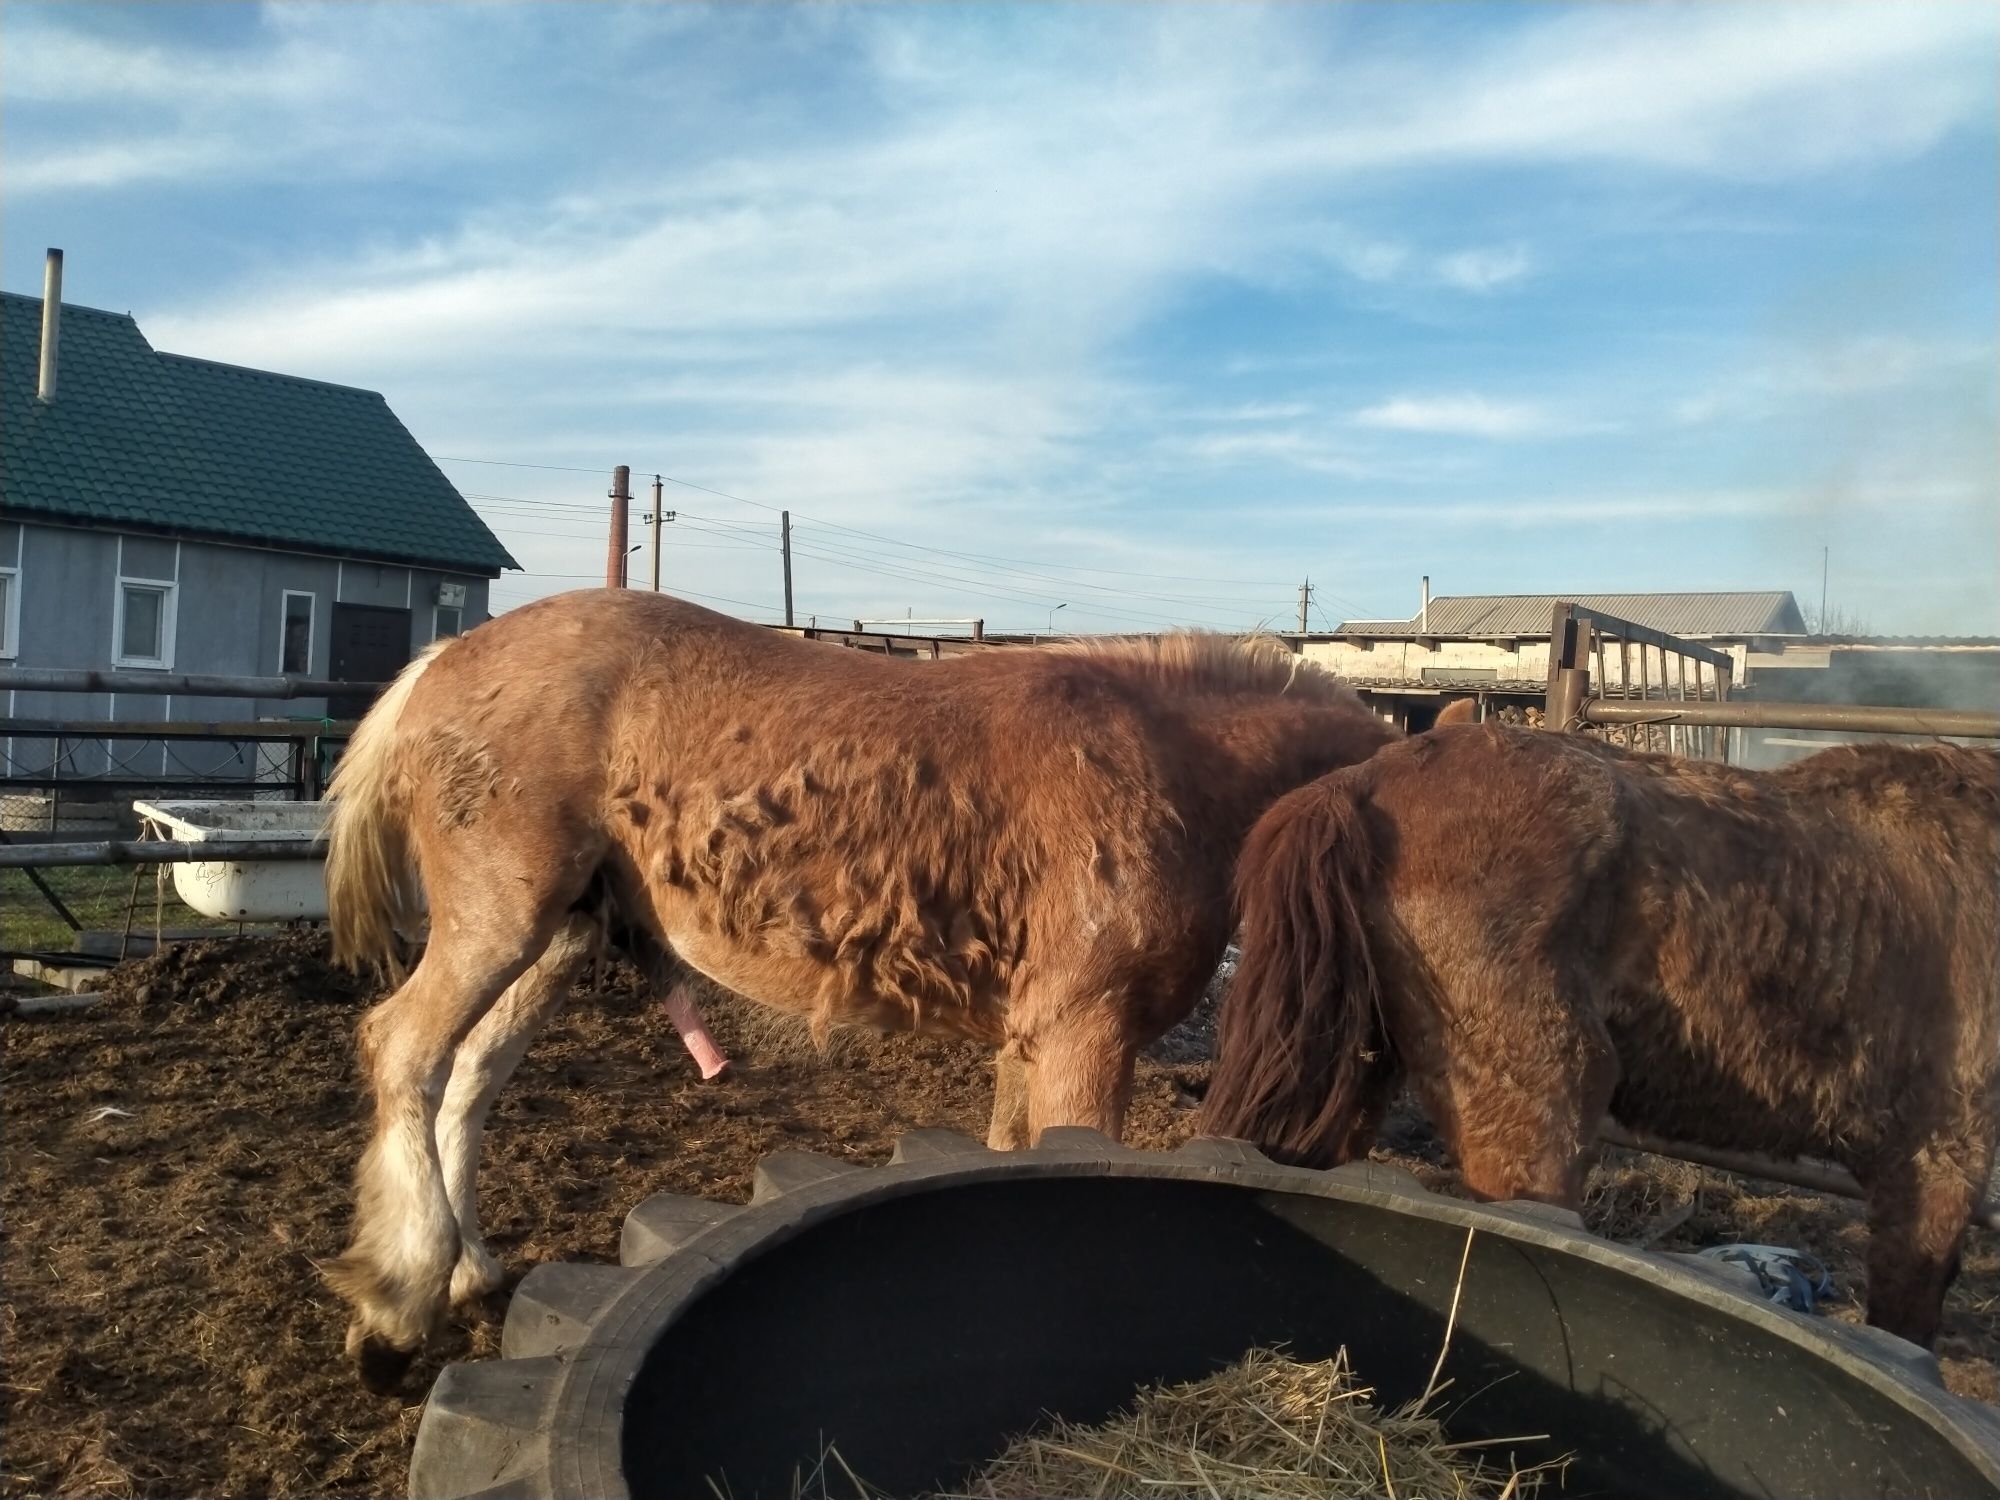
[131,800,331,921]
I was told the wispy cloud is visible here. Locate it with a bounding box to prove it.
[1204,401,1317,422]
[1436,244,1533,292]
[1672,337,1989,425]
[1279,4,1995,178]
[1351,395,1562,440]
[4,5,530,192]
[6,138,243,194]
[1251,476,1989,531]
[5,3,1990,632]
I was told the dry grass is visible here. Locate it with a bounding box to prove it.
[787,1347,1564,1500]
[782,1227,1564,1500]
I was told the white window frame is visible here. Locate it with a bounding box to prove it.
[279,589,316,675]
[0,562,18,660]
[433,603,463,642]
[113,538,179,670]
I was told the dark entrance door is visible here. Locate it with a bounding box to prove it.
[328,603,413,719]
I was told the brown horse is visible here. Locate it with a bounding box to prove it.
[322,589,1395,1389]
[1203,724,1999,1348]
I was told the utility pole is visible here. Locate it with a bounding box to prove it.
[652,475,665,592]
[781,509,795,627]
[606,465,631,588]
[1297,578,1312,634]
[1819,546,1829,636]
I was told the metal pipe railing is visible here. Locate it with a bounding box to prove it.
[0,718,357,739]
[0,667,384,700]
[1579,699,1999,739]
[0,839,324,869]
[1601,1122,2000,1232]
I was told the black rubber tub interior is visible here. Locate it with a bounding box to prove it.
[621,1176,1989,1499]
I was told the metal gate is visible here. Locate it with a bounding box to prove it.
[1543,601,1734,760]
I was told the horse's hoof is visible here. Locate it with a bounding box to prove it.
[356,1335,417,1396]
[450,1284,510,1325]
[449,1248,507,1311]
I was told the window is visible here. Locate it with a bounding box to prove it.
[433,604,463,641]
[113,538,178,670]
[0,567,16,659]
[280,591,315,675]
[115,579,176,668]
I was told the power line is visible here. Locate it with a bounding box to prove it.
[625,510,1283,627]
[662,508,1283,615]
[491,575,782,618]
[789,526,1285,610]
[448,457,1343,625]
[662,473,1287,586]
[782,542,1277,633]
[440,456,608,475]
[481,520,766,551]
[446,461,1287,586]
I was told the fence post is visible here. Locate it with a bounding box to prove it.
[1545,603,1591,732]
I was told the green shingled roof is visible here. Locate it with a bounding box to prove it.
[2,291,517,576]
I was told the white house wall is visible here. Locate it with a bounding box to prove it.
[1300,635,1751,691]
[1300,636,1547,684]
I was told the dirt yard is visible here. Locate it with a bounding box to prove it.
[3,933,1994,1498]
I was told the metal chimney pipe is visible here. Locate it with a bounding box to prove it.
[37,249,63,404]
[1421,575,1430,633]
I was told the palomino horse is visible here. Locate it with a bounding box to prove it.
[323,589,1395,1389]
[1203,724,1999,1348]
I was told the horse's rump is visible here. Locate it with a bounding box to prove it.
[1207,725,2000,1173]
[1205,725,1999,1344]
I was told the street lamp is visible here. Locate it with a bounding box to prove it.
[1048,602,1068,635]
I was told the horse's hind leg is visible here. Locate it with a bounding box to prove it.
[436,914,598,1310]
[329,883,577,1392]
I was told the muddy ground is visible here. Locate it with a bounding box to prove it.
[3,933,1994,1498]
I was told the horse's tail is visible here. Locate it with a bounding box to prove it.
[1201,772,1391,1166]
[324,642,449,979]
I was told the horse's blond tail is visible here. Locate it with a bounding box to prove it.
[324,642,449,978]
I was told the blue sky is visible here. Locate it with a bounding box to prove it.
[6,2,1996,634]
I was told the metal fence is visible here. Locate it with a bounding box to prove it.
[1543,601,1735,759]
[0,669,374,958]
[0,668,374,831]
[1541,602,2000,753]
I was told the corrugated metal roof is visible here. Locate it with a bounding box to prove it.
[2,291,517,575]
[1338,592,1807,638]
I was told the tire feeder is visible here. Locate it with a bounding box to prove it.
[411,1130,2000,1500]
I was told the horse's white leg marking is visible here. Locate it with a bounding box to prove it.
[662,980,731,1080]
[437,915,595,1307]
[333,917,557,1383]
